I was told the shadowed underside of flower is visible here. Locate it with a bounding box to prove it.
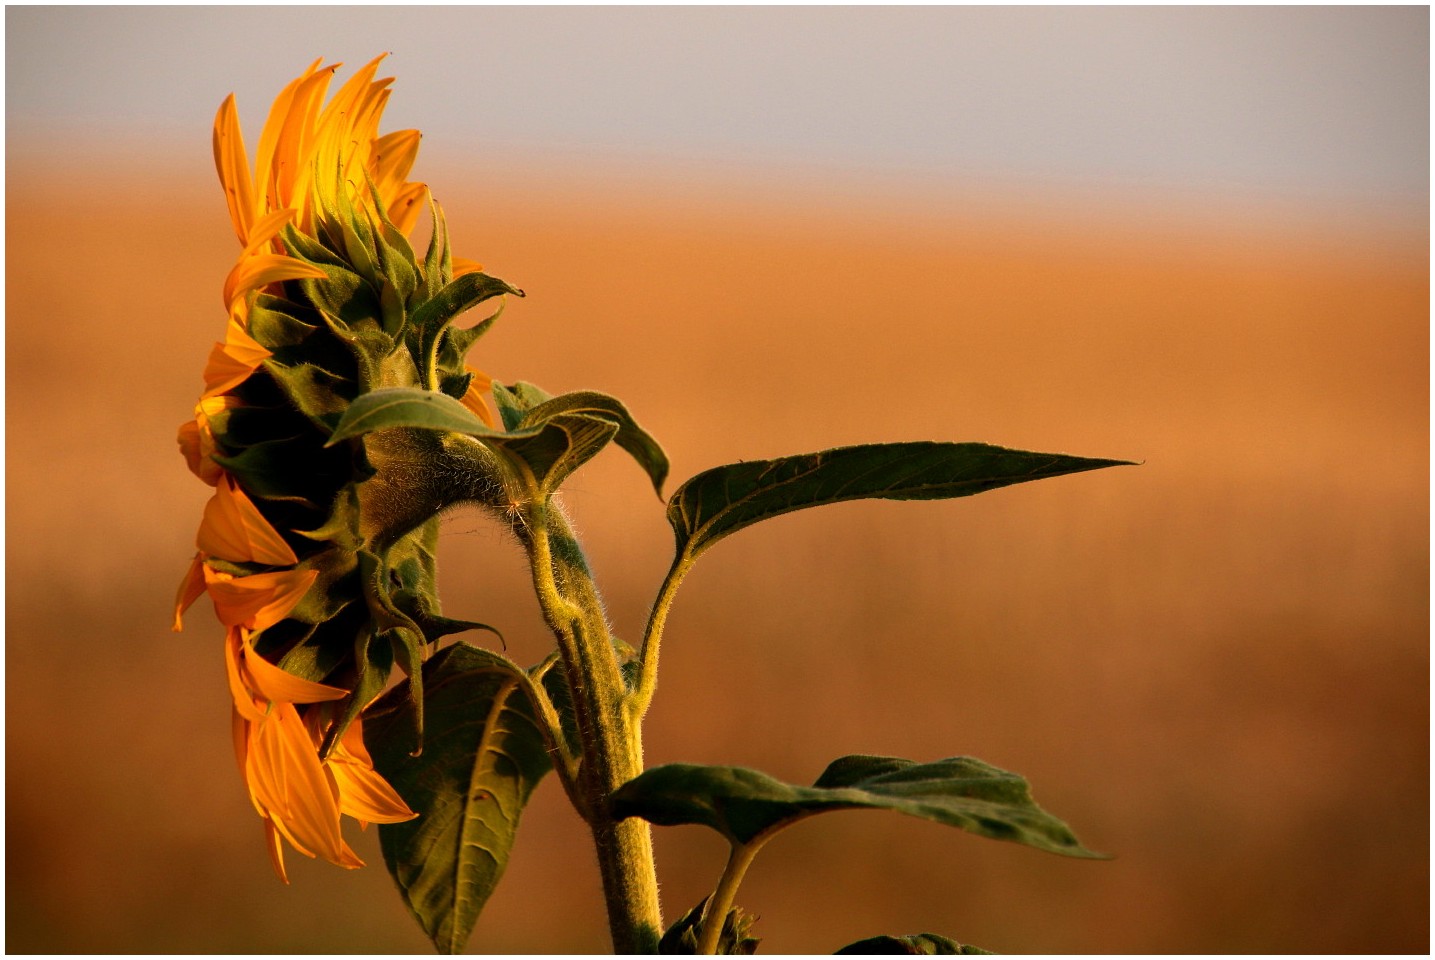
[175,55,519,881]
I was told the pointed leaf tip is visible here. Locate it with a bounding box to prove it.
[667,441,1133,561]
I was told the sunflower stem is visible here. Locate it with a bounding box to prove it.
[519,499,663,953]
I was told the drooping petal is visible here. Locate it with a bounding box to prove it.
[198,475,299,566]
[246,703,341,860]
[262,819,290,885]
[172,553,208,631]
[318,715,417,824]
[226,632,267,722]
[203,565,318,633]
[201,320,273,398]
[236,629,349,707]
[254,702,363,869]
[179,395,239,485]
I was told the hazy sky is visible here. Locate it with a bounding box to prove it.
[7,5,1429,216]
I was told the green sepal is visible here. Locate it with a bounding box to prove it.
[611,754,1104,857]
[211,436,342,507]
[246,294,319,350]
[318,621,395,760]
[516,389,669,497]
[292,484,364,551]
[326,386,510,446]
[285,544,361,625]
[270,600,367,688]
[288,246,383,332]
[365,174,421,306]
[366,642,554,955]
[668,442,1135,562]
[433,302,505,377]
[387,545,504,645]
[358,548,429,752]
[836,934,994,955]
[281,223,351,270]
[321,170,383,290]
[438,370,473,402]
[659,897,761,955]
[378,277,408,338]
[263,360,354,434]
[418,199,453,304]
[492,380,555,431]
[409,272,523,389]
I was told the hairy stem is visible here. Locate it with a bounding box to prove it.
[520,500,663,952]
[696,837,769,956]
[631,556,693,720]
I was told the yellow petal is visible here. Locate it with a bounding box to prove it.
[237,629,349,707]
[203,565,318,633]
[246,703,340,859]
[451,256,484,278]
[263,820,290,885]
[213,94,256,247]
[241,206,299,258]
[371,129,421,202]
[198,475,299,566]
[225,629,267,722]
[222,253,326,314]
[255,59,327,200]
[201,321,273,398]
[325,716,417,824]
[271,66,342,225]
[172,553,208,631]
[252,702,362,870]
[458,372,496,428]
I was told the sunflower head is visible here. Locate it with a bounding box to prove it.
[178,55,521,879]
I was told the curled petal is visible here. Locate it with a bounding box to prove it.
[198,475,299,566]
[172,553,208,631]
[459,366,496,427]
[222,253,326,315]
[201,320,272,398]
[317,715,417,825]
[237,631,348,707]
[203,565,318,633]
[178,395,238,485]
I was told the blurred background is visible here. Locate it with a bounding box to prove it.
[6,6,1428,954]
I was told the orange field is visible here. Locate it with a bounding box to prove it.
[6,154,1427,953]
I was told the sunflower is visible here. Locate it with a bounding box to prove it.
[175,55,518,881]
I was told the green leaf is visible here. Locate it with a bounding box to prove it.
[836,934,994,955]
[486,412,620,497]
[668,442,1133,561]
[518,390,670,497]
[366,642,553,955]
[326,387,508,446]
[611,754,1103,857]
